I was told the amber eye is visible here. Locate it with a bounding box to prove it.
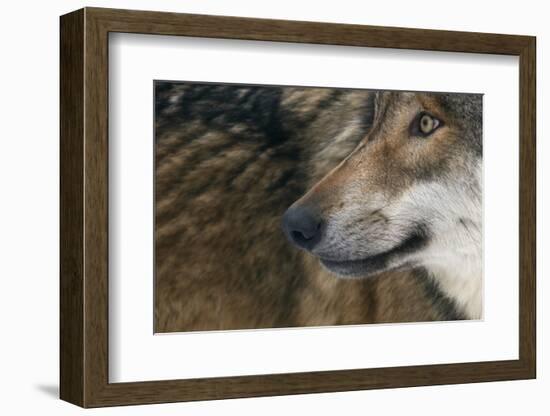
[411,112,442,137]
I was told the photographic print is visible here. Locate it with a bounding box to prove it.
[154,81,483,333]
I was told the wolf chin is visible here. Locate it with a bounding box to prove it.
[283,91,483,319]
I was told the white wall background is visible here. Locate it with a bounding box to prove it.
[0,0,545,414]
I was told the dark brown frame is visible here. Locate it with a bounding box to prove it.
[60,7,536,408]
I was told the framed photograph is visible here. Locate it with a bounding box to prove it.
[60,7,536,407]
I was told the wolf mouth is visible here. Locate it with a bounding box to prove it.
[318,230,429,278]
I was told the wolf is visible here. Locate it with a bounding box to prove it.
[155,82,468,333]
[282,91,483,319]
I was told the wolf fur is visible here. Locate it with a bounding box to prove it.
[155,83,471,332]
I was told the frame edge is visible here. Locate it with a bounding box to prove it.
[518,36,537,379]
[60,8,86,408]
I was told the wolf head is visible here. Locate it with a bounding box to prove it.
[283,91,482,281]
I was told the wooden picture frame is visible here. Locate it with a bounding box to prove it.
[60,7,536,408]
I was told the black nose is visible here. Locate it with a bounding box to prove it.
[282,205,323,250]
